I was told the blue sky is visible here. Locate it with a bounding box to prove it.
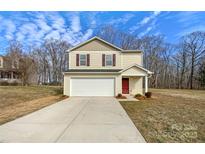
[0,11,205,54]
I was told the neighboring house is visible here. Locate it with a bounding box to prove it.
[0,55,22,84]
[0,55,38,85]
[63,36,153,96]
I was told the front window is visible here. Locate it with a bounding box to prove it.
[105,55,113,66]
[79,54,87,66]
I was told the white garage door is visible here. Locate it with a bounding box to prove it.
[70,78,115,96]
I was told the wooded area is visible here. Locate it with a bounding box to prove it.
[97,26,205,89]
[3,26,205,89]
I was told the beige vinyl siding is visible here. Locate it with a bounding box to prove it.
[69,51,121,69]
[72,39,119,51]
[122,52,142,68]
[129,77,143,95]
[68,39,143,69]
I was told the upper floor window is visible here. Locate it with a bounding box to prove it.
[102,54,116,67]
[105,55,113,66]
[76,54,90,66]
[79,54,87,66]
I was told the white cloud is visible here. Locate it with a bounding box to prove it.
[0,19,16,40]
[109,13,135,25]
[139,27,152,37]
[0,12,94,48]
[70,14,81,33]
[138,19,157,37]
[52,17,66,32]
[16,32,25,41]
[81,29,93,41]
[129,11,161,33]
[176,25,205,38]
[36,18,52,32]
[45,30,61,40]
[20,23,37,35]
[140,11,160,25]
[5,20,16,40]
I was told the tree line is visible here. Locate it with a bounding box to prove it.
[4,26,205,89]
[97,26,205,89]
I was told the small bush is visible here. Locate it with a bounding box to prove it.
[134,93,146,100]
[135,94,142,98]
[117,93,122,97]
[0,81,9,86]
[116,93,127,99]
[41,82,62,86]
[145,92,152,98]
[54,87,63,95]
[10,81,19,86]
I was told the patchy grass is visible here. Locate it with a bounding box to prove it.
[0,86,67,125]
[151,88,205,101]
[120,89,205,143]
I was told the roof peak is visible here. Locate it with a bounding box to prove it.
[67,36,142,53]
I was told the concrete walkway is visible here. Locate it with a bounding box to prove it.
[0,97,146,143]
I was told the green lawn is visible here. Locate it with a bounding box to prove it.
[120,89,205,143]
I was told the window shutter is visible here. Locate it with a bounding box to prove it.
[87,54,90,66]
[113,54,116,66]
[102,54,105,66]
[76,54,79,66]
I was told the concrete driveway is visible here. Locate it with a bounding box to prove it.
[0,97,146,143]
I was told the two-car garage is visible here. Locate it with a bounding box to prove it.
[70,78,115,96]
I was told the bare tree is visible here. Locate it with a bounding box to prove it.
[198,57,205,88]
[6,41,37,85]
[172,44,189,89]
[19,54,37,85]
[96,25,140,50]
[96,25,118,44]
[31,38,71,85]
[182,31,205,89]
[139,35,165,88]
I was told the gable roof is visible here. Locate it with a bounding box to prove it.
[67,36,142,53]
[68,36,123,52]
[120,64,154,74]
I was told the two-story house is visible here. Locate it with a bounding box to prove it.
[0,55,22,84]
[63,36,153,96]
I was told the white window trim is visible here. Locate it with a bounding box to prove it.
[105,54,113,66]
[79,54,87,66]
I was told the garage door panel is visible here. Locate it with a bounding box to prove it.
[71,78,114,96]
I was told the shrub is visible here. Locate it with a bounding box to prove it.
[117,93,122,97]
[135,94,142,98]
[145,92,152,98]
[0,81,9,86]
[54,87,63,95]
[134,93,146,100]
[10,81,19,86]
[116,93,127,99]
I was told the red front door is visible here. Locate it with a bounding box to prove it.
[122,78,129,94]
